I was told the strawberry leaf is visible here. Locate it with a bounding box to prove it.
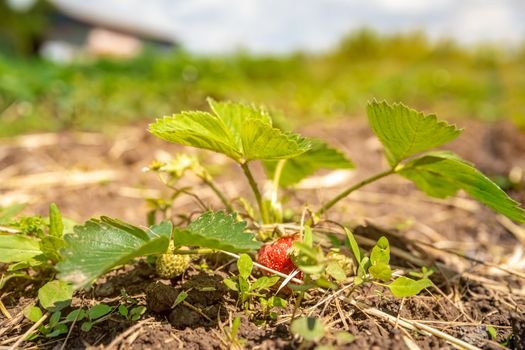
[264,139,354,186]
[57,218,172,289]
[149,99,310,163]
[399,151,525,222]
[387,276,432,297]
[173,211,262,253]
[368,101,462,166]
[0,235,42,263]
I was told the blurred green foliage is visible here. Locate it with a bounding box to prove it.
[1,29,524,137]
[0,0,53,57]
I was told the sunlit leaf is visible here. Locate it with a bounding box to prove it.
[387,276,432,297]
[23,305,43,322]
[237,253,253,280]
[344,228,361,264]
[38,280,73,312]
[251,276,280,291]
[326,261,347,281]
[88,304,112,320]
[368,101,462,166]
[291,317,325,341]
[48,203,63,238]
[172,211,262,253]
[369,262,392,282]
[0,235,41,263]
[370,236,390,265]
[399,151,525,222]
[57,219,172,289]
[150,99,310,163]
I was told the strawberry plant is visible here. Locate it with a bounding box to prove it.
[3,98,519,291]
[1,98,524,348]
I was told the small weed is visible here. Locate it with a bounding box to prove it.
[224,253,285,315]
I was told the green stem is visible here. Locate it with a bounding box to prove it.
[271,159,287,205]
[201,176,234,212]
[316,168,396,216]
[172,248,214,255]
[240,162,269,224]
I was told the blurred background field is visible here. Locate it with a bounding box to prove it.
[1,0,525,137]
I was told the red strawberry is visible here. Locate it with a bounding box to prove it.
[257,236,302,278]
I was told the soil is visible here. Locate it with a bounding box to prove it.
[1,117,525,349]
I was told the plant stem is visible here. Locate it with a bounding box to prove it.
[316,168,395,216]
[271,159,287,206]
[240,162,269,224]
[201,176,234,212]
[173,248,214,255]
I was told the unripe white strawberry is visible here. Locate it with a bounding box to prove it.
[326,250,355,276]
[156,242,191,279]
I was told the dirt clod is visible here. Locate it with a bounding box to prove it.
[511,313,525,350]
[146,280,179,313]
[182,272,229,307]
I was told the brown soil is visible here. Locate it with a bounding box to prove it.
[1,117,525,349]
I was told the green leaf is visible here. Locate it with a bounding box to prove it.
[81,321,92,332]
[238,277,249,294]
[65,309,86,322]
[57,218,172,289]
[369,262,392,282]
[251,276,280,291]
[208,98,272,144]
[264,139,354,186]
[335,331,355,345]
[0,203,26,224]
[326,261,347,282]
[0,234,42,263]
[268,296,287,308]
[399,152,525,222]
[237,254,253,280]
[344,228,361,263]
[48,311,61,328]
[149,99,310,163]
[291,317,325,341]
[223,278,239,291]
[38,280,73,312]
[130,306,147,321]
[486,325,497,340]
[231,315,241,338]
[370,236,390,265]
[387,277,432,298]
[23,305,43,322]
[355,257,369,286]
[303,225,313,248]
[48,203,63,238]
[172,211,262,253]
[7,259,42,271]
[118,304,128,317]
[150,111,241,160]
[88,304,112,320]
[368,101,462,166]
[172,290,188,308]
[46,323,68,338]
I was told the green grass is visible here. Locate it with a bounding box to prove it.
[1,30,524,137]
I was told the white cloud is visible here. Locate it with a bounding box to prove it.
[50,0,525,54]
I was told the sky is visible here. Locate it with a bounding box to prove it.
[19,0,525,54]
